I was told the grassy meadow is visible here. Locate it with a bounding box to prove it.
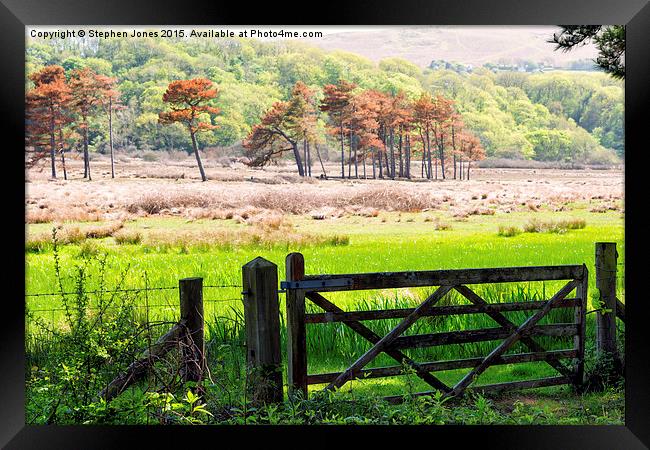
[24,160,625,424]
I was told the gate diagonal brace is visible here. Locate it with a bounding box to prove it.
[453,285,574,380]
[447,279,578,398]
[322,285,454,392]
[306,291,451,394]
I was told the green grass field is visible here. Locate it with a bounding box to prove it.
[26,207,624,308]
[25,206,625,424]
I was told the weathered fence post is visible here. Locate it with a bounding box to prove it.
[286,252,308,399]
[179,277,205,384]
[242,257,283,404]
[595,243,622,373]
[574,264,588,388]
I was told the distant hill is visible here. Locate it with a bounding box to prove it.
[304,26,599,69]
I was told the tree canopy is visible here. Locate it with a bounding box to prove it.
[26,34,623,166]
[550,26,625,79]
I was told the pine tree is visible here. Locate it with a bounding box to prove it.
[159,78,220,181]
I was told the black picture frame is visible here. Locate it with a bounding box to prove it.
[3,0,648,448]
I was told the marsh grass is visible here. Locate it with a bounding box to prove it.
[498,225,521,237]
[524,218,587,234]
[113,229,143,245]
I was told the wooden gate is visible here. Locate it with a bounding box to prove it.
[282,253,588,402]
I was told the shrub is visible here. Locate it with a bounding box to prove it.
[497,225,521,237]
[113,229,143,245]
[324,235,350,246]
[84,221,124,239]
[523,218,586,234]
[78,240,103,258]
[26,240,145,424]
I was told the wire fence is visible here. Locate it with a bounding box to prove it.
[25,282,246,324]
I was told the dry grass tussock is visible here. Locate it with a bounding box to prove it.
[26,221,125,250]
[523,218,586,233]
[126,185,443,217]
[497,218,586,237]
[27,161,624,223]
[126,192,213,214]
[141,226,349,250]
[451,206,496,218]
[113,229,143,245]
[26,207,104,224]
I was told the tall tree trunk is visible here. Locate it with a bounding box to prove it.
[467,160,471,180]
[340,124,345,178]
[49,114,57,179]
[362,150,366,179]
[353,135,358,179]
[303,139,308,176]
[451,125,456,180]
[315,143,327,178]
[389,128,395,179]
[372,148,376,179]
[348,131,353,179]
[83,117,91,181]
[291,140,304,177]
[439,142,446,180]
[405,135,411,179]
[426,131,433,180]
[420,133,427,179]
[59,128,67,181]
[307,141,312,177]
[190,131,208,181]
[399,131,404,178]
[109,97,115,179]
[378,148,384,179]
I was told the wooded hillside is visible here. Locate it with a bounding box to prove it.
[26,35,623,165]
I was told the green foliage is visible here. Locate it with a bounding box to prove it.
[26,231,145,424]
[26,35,622,163]
[497,225,521,237]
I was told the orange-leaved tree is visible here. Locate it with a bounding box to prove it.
[26,65,72,177]
[320,79,356,178]
[68,67,109,181]
[412,92,436,179]
[458,132,485,180]
[158,78,220,182]
[348,89,383,179]
[431,95,455,180]
[244,81,320,177]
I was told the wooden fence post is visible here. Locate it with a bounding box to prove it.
[595,243,622,372]
[179,277,205,385]
[574,264,588,388]
[242,257,283,404]
[286,253,308,399]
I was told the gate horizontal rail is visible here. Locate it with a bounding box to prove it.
[390,323,578,349]
[305,298,579,323]
[307,349,577,385]
[283,265,585,292]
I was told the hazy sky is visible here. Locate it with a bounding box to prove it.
[27,25,600,68]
